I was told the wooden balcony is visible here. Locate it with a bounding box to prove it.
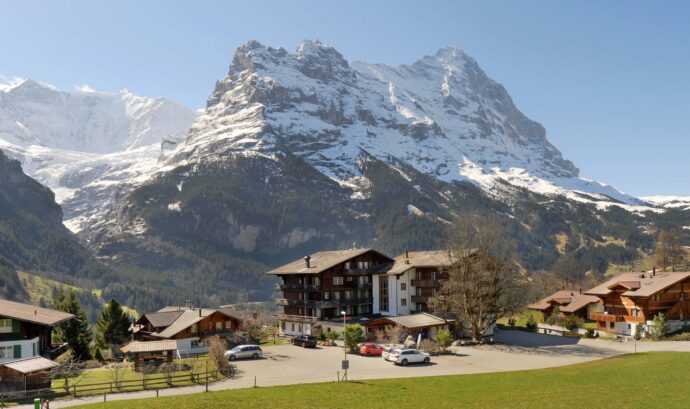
[591,313,624,322]
[276,283,321,291]
[411,295,430,303]
[411,279,444,288]
[343,267,380,276]
[624,315,646,323]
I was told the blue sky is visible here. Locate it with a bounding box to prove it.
[2,0,689,196]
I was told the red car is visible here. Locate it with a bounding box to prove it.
[359,343,384,356]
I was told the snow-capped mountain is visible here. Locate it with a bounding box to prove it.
[642,196,690,211]
[172,40,648,211]
[0,77,198,234]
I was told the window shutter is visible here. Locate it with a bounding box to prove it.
[13,344,21,359]
[11,319,19,333]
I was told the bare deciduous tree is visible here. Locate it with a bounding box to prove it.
[108,363,128,390]
[205,335,229,374]
[50,356,86,392]
[430,214,527,341]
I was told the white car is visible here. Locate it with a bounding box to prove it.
[382,347,402,362]
[224,344,263,361]
[388,349,431,366]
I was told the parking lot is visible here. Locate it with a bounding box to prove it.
[227,337,607,389]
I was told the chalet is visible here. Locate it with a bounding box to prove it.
[373,251,452,315]
[0,298,74,363]
[267,248,393,336]
[585,271,690,336]
[363,312,455,340]
[134,306,242,354]
[0,299,74,392]
[528,290,601,320]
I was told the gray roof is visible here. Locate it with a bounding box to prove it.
[121,340,177,353]
[385,313,452,329]
[143,311,184,328]
[266,248,391,275]
[377,250,456,276]
[0,298,75,326]
[2,357,59,374]
[585,272,690,297]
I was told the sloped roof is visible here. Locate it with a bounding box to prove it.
[152,309,208,339]
[266,248,392,275]
[585,272,690,297]
[384,313,452,329]
[377,251,454,276]
[528,290,600,313]
[3,356,59,374]
[121,340,177,354]
[143,311,184,328]
[0,298,74,326]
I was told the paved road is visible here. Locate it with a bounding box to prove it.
[18,332,690,408]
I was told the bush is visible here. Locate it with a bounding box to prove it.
[649,313,669,341]
[560,315,584,331]
[546,307,561,326]
[526,315,538,331]
[585,328,599,338]
[432,330,454,353]
[507,318,516,327]
[317,332,327,341]
[344,324,364,352]
[326,330,341,341]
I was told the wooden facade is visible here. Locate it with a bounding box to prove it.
[272,249,393,322]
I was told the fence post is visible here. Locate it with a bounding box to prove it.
[110,382,113,393]
[103,393,106,403]
[205,361,208,392]
[337,371,340,382]
[254,376,256,388]
[156,389,159,398]
[72,385,76,397]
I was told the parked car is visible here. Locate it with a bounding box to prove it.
[359,343,384,356]
[387,349,431,366]
[382,347,402,361]
[225,344,263,361]
[291,335,317,348]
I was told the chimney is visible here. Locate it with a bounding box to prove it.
[405,250,409,259]
[579,288,582,295]
[186,300,192,309]
[653,266,656,276]
[304,255,311,268]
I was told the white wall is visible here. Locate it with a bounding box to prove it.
[279,320,312,336]
[0,337,39,363]
[175,337,207,355]
[372,275,381,314]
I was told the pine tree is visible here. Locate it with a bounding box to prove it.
[53,289,92,361]
[95,299,132,351]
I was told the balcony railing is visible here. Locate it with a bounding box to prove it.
[411,279,444,288]
[356,282,372,289]
[276,298,373,308]
[276,283,321,291]
[411,295,430,303]
[591,313,624,322]
[624,315,646,323]
[343,267,380,276]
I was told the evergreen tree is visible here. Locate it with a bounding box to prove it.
[95,299,132,351]
[54,289,92,360]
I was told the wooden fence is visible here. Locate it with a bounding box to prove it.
[0,368,229,405]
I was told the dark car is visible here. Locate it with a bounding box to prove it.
[291,334,317,348]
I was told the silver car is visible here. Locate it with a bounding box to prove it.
[225,344,263,361]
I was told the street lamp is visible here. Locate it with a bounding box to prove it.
[341,310,348,380]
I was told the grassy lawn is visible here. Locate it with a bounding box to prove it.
[497,309,543,327]
[73,352,690,409]
[52,358,222,396]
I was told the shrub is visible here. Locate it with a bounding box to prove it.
[317,332,327,341]
[433,330,454,353]
[526,315,538,331]
[344,324,364,352]
[560,315,584,331]
[585,328,599,338]
[649,313,669,341]
[546,307,561,325]
[327,330,340,341]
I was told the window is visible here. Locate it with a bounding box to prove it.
[324,291,331,300]
[345,290,352,300]
[191,340,200,348]
[0,319,13,334]
[312,277,320,286]
[401,298,407,307]
[0,346,12,359]
[379,276,389,312]
[215,321,222,331]
[334,292,341,300]
[627,324,631,330]
[291,323,295,332]
[347,276,354,282]
[401,283,407,291]
[609,322,614,329]
[344,261,351,270]
[226,320,232,329]
[191,324,198,333]
[333,276,344,285]
[281,321,286,330]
